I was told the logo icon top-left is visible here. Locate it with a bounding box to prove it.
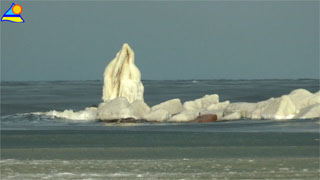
[1,3,24,23]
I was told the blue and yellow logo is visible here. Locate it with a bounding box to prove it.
[1,3,24,23]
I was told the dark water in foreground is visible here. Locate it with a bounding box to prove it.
[1,80,319,179]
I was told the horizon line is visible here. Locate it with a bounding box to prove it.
[1,78,319,82]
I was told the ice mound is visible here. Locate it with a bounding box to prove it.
[102,43,144,103]
[37,44,320,122]
[43,88,319,122]
[223,89,320,120]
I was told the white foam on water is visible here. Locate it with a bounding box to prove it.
[108,173,132,177]
[57,172,76,176]
[32,107,98,121]
[1,158,319,180]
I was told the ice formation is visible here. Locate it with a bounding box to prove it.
[45,88,319,122]
[222,89,320,120]
[42,43,320,122]
[102,43,144,103]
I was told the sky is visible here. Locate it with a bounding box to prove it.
[1,1,319,81]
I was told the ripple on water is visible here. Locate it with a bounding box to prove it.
[0,158,319,180]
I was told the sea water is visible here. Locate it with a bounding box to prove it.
[1,80,319,179]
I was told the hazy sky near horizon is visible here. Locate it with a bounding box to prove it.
[1,1,319,81]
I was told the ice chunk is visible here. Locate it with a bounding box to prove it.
[143,109,170,122]
[151,98,183,115]
[221,112,241,120]
[224,102,257,119]
[288,89,320,110]
[131,100,150,119]
[183,94,219,111]
[97,98,136,120]
[295,103,320,119]
[260,95,296,120]
[169,110,199,122]
[206,101,230,111]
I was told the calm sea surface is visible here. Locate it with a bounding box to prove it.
[1,80,319,179]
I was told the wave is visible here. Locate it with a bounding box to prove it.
[32,107,98,121]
